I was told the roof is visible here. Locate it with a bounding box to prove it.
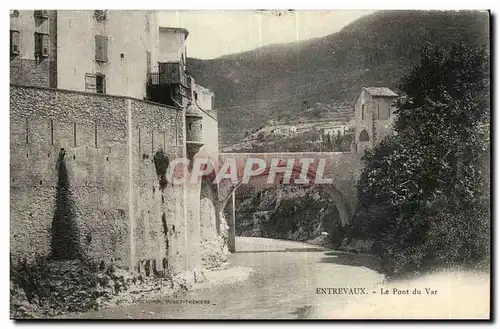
[195,84,214,96]
[363,87,398,97]
[353,87,398,105]
[159,26,189,39]
[185,103,203,117]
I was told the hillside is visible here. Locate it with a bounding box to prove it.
[187,10,490,147]
[221,99,355,153]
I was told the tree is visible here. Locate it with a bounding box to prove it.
[352,42,490,274]
[324,133,332,151]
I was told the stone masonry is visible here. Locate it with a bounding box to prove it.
[10,84,226,279]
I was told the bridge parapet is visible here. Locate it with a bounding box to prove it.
[218,152,362,183]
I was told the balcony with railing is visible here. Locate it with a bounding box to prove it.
[146,62,193,105]
[147,63,190,86]
[147,72,192,90]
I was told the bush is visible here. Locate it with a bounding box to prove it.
[328,219,347,248]
[10,256,143,318]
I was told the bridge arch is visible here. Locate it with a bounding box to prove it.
[214,151,363,252]
[217,166,355,252]
[218,178,354,226]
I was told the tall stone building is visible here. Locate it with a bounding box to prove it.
[10,10,225,278]
[352,87,398,153]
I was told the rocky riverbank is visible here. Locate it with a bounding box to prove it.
[10,257,230,319]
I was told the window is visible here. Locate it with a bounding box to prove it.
[95,35,108,62]
[188,123,192,130]
[96,74,106,94]
[10,30,20,55]
[359,130,370,142]
[377,102,391,120]
[361,104,365,120]
[34,10,49,19]
[194,92,198,101]
[10,10,19,17]
[35,33,49,57]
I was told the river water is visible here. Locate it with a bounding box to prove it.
[64,237,385,319]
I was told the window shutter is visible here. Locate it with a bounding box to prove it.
[95,35,108,62]
[85,73,96,92]
[35,33,39,54]
[10,31,20,54]
[102,36,108,61]
[42,34,50,56]
[95,36,101,60]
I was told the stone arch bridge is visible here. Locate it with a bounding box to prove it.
[215,152,364,252]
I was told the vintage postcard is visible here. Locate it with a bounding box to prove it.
[9,9,491,320]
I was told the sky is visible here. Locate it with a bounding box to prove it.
[158,10,374,59]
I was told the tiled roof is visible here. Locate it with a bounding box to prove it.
[363,87,398,97]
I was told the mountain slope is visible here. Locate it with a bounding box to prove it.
[187,10,490,147]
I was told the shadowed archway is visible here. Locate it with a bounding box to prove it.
[359,129,370,142]
[217,165,355,252]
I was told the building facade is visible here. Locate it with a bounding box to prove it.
[352,87,398,153]
[10,10,223,278]
[10,10,58,88]
[56,10,160,99]
[9,10,213,105]
[194,84,218,152]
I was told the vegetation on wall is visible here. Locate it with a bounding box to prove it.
[50,149,81,260]
[350,42,490,275]
[153,149,170,191]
